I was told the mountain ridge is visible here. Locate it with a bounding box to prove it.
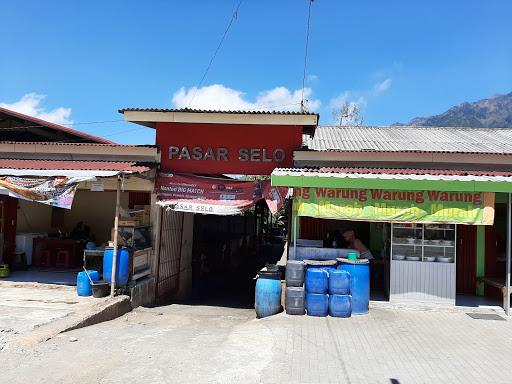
[394,92,512,128]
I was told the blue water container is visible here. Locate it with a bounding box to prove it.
[305,268,328,294]
[103,247,130,286]
[77,270,99,296]
[338,259,370,315]
[323,267,338,276]
[306,293,329,317]
[329,294,352,317]
[329,270,351,295]
[255,270,282,318]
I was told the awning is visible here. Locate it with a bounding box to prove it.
[0,159,152,209]
[272,167,503,225]
[156,173,288,216]
[272,167,512,193]
[0,159,150,178]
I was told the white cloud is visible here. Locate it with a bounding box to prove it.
[328,77,392,124]
[0,93,72,126]
[329,91,366,110]
[306,74,319,83]
[172,84,321,112]
[373,78,392,94]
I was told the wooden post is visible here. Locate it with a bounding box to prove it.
[506,192,511,315]
[293,199,297,260]
[110,175,121,297]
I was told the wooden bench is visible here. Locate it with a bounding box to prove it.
[477,276,512,309]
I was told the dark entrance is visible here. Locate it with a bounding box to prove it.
[190,201,285,307]
[0,196,18,264]
[456,225,477,295]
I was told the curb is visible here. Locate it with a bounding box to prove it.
[13,295,132,350]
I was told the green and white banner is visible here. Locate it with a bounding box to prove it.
[293,187,495,225]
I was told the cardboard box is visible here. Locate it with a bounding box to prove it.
[132,205,151,225]
[118,219,140,227]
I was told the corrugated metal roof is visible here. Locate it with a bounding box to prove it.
[0,141,156,148]
[119,107,318,117]
[274,167,512,178]
[0,106,115,144]
[305,126,512,154]
[0,159,151,173]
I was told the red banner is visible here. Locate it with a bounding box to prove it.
[156,173,287,215]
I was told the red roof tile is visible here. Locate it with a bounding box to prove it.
[0,159,151,173]
[277,166,512,178]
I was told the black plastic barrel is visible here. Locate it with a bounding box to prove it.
[285,260,305,287]
[285,286,306,315]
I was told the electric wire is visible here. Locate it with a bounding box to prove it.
[186,0,243,109]
[300,0,314,112]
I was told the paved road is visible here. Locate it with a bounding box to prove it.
[2,304,512,384]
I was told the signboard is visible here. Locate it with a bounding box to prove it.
[294,187,495,225]
[156,173,288,216]
[156,122,302,174]
[90,180,104,192]
[0,176,79,209]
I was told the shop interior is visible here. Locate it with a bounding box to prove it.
[297,217,389,301]
[190,200,286,307]
[2,189,152,286]
[297,214,508,308]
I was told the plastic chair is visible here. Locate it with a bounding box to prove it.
[55,250,71,268]
[38,250,53,267]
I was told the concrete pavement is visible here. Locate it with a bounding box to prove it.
[0,281,131,351]
[2,303,511,383]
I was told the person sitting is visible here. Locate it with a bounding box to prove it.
[342,229,373,259]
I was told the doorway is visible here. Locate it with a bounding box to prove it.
[456,225,477,295]
[0,196,18,264]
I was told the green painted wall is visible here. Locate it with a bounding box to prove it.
[476,226,485,296]
[495,192,508,203]
[272,174,512,193]
[369,222,385,250]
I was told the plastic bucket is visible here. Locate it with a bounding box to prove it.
[91,281,110,298]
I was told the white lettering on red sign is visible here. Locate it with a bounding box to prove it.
[169,146,286,163]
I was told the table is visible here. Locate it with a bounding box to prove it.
[32,238,81,267]
[477,276,512,309]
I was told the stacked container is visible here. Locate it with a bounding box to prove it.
[285,260,306,315]
[305,268,329,316]
[328,269,352,317]
[286,259,354,318]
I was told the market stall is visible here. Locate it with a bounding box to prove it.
[0,160,155,291]
[272,166,510,310]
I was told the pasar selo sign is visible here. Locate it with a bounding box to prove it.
[156,122,302,174]
[294,187,495,225]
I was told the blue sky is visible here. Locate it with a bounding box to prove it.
[1,0,511,144]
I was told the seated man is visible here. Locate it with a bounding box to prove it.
[342,229,373,259]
